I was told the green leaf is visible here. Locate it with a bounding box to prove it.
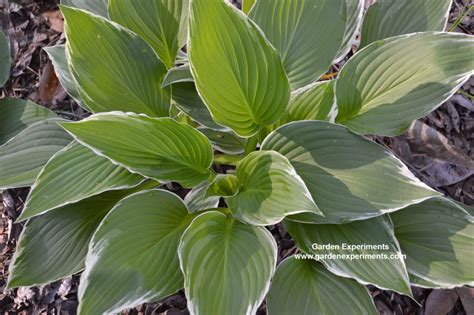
[456,201,474,217]
[109,0,189,68]
[227,151,321,226]
[62,6,171,117]
[78,189,194,314]
[184,181,220,213]
[61,112,213,188]
[334,0,364,62]
[391,197,474,288]
[0,98,57,145]
[162,65,194,87]
[61,0,109,17]
[206,174,239,198]
[285,80,335,123]
[284,216,412,296]
[44,45,86,109]
[267,257,377,315]
[7,185,153,288]
[18,142,145,221]
[249,0,347,89]
[198,127,246,155]
[336,32,474,136]
[188,0,290,137]
[171,82,227,131]
[0,119,72,189]
[178,211,277,314]
[0,30,11,87]
[242,0,255,14]
[360,0,452,48]
[261,121,439,224]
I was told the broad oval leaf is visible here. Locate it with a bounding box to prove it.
[0,98,57,145]
[184,181,220,213]
[360,0,452,48]
[0,29,11,87]
[178,211,277,315]
[44,45,86,109]
[198,127,246,155]
[61,112,213,188]
[62,6,171,117]
[0,119,72,189]
[391,197,474,288]
[334,0,364,62]
[284,216,412,296]
[227,151,322,226]
[18,142,145,221]
[336,32,474,136]
[249,0,347,89]
[206,174,239,198]
[172,82,227,131]
[188,0,290,137]
[78,189,194,314]
[6,184,154,288]
[267,256,377,315]
[109,0,189,68]
[285,80,335,123]
[261,121,438,224]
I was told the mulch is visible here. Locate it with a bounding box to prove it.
[0,0,473,314]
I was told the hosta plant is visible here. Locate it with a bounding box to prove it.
[2,0,474,314]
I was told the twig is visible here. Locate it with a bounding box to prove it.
[448,5,474,32]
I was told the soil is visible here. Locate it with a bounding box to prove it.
[0,0,473,314]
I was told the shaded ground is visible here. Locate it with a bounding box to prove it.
[0,0,473,314]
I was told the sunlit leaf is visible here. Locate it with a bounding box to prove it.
[262,121,439,223]
[178,211,277,314]
[285,80,335,123]
[360,0,452,48]
[109,0,189,68]
[250,0,347,89]
[285,216,412,296]
[206,174,239,198]
[61,112,213,188]
[189,0,290,137]
[227,151,321,226]
[62,6,171,116]
[7,183,155,288]
[18,142,145,221]
[79,189,194,314]
[391,197,474,288]
[336,32,474,136]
